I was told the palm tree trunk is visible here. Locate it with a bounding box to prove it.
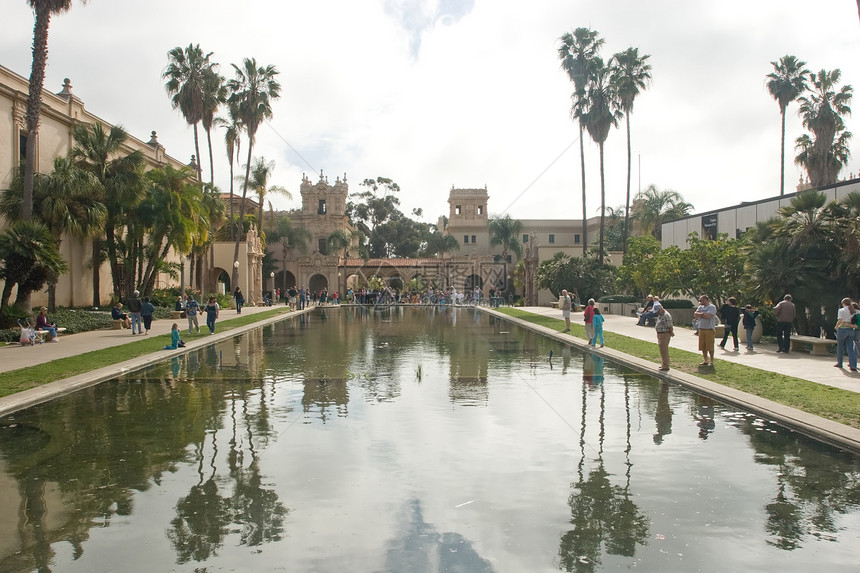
[22,6,53,221]
[598,142,606,265]
[779,109,786,195]
[623,112,632,253]
[232,143,254,288]
[92,239,101,306]
[579,124,588,256]
[192,123,203,182]
[206,127,215,184]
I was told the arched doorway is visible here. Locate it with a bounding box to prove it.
[309,273,328,295]
[464,274,483,291]
[388,275,403,290]
[215,268,230,294]
[280,270,296,292]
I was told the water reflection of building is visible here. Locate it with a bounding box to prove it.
[448,320,491,405]
[301,379,349,422]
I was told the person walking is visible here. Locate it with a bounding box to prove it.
[591,308,605,347]
[654,306,675,370]
[694,295,718,366]
[773,294,796,353]
[560,289,572,332]
[141,296,155,335]
[204,296,220,334]
[185,295,200,335]
[834,297,858,371]
[583,298,596,344]
[233,287,245,314]
[740,304,761,351]
[718,297,741,351]
[127,290,143,335]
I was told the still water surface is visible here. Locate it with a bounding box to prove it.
[1,307,859,572]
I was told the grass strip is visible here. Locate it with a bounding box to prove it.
[0,307,291,398]
[498,308,860,429]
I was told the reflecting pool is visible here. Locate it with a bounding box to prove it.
[1,307,859,572]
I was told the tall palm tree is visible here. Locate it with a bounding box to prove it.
[582,57,622,264]
[71,122,146,302]
[22,0,87,221]
[227,57,281,288]
[163,43,215,182]
[559,27,604,256]
[611,47,652,252]
[223,112,242,241]
[488,214,524,260]
[201,67,227,185]
[243,156,291,228]
[270,217,310,291]
[795,69,853,187]
[766,55,809,195]
[631,184,693,240]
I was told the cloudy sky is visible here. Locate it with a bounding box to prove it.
[3,1,860,224]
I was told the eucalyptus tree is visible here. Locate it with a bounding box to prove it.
[163,43,216,181]
[0,156,104,310]
[243,157,291,228]
[346,177,401,257]
[227,57,281,288]
[581,57,622,264]
[558,27,605,256]
[22,0,87,221]
[71,122,146,302]
[766,56,809,195]
[630,184,693,240]
[611,47,652,251]
[795,69,853,187]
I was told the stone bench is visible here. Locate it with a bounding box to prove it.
[790,335,836,355]
[171,310,185,319]
[35,327,67,341]
[111,319,126,330]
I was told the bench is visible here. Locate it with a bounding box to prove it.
[790,335,836,355]
[111,319,126,330]
[35,327,67,341]
[171,310,185,319]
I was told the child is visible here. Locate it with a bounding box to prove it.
[591,308,605,347]
[163,323,182,349]
[740,304,760,351]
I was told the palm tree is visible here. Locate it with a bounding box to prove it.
[223,112,242,240]
[326,229,358,259]
[71,122,146,302]
[559,27,604,256]
[269,217,310,291]
[582,57,622,264]
[631,185,693,240]
[488,214,523,260]
[611,47,652,252]
[422,231,460,258]
[163,43,215,182]
[766,55,809,195]
[0,156,104,310]
[21,0,87,221]
[201,67,227,185]
[227,57,281,288]
[0,220,68,312]
[795,69,853,187]
[243,157,291,228]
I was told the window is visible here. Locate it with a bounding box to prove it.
[455,205,461,215]
[549,234,555,244]
[319,238,327,254]
[19,133,27,165]
[574,234,581,244]
[471,235,476,244]
[523,234,528,243]
[464,235,469,244]
[506,255,512,263]
[477,205,484,215]
[318,199,326,214]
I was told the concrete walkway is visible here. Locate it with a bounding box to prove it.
[519,306,860,395]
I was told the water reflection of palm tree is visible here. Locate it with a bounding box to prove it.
[559,363,649,570]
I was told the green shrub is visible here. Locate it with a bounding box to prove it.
[0,328,20,343]
[599,294,638,303]
[150,287,182,307]
[48,308,113,333]
[661,299,694,309]
[0,303,33,329]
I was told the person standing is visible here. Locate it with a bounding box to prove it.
[834,297,858,371]
[694,295,718,366]
[141,296,155,335]
[773,294,796,353]
[740,304,761,351]
[204,296,220,334]
[654,306,675,370]
[560,289,572,332]
[185,295,200,335]
[299,285,307,310]
[583,298,596,344]
[288,285,298,310]
[233,287,245,314]
[591,308,605,347]
[718,297,741,351]
[127,290,143,335]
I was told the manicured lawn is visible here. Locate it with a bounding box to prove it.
[0,307,291,398]
[498,308,860,429]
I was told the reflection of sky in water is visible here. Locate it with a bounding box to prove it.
[0,307,859,572]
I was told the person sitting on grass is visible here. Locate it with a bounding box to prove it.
[111,302,131,329]
[163,323,183,350]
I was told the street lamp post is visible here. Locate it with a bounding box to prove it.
[270,272,275,305]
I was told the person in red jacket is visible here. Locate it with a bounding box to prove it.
[583,298,596,345]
